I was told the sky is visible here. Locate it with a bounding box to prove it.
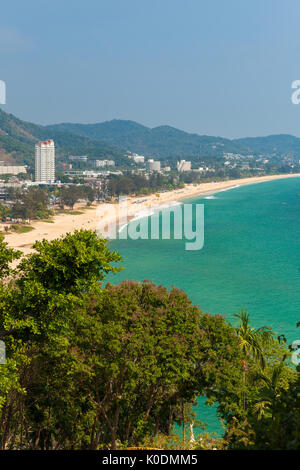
[1,0,300,138]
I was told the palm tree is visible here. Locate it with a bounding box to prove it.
[234,310,273,410]
[253,356,286,420]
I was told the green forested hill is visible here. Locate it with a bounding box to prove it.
[47,119,300,160]
[2,107,300,166]
[46,119,243,159]
[0,108,127,166]
[233,134,300,156]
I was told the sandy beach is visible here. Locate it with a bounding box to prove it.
[3,173,300,256]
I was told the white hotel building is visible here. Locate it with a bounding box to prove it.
[35,140,55,183]
[177,160,191,172]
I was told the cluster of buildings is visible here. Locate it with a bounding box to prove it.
[64,169,121,178]
[0,139,55,184]
[68,156,115,168]
[223,152,255,160]
[128,153,145,164]
[222,152,269,171]
[3,137,268,188]
[0,140,56,186]
[130,155,192,174]
[132,155,145,164]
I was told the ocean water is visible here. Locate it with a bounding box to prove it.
[108,177,300,435]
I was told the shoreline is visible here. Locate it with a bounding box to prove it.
[3,173,300,256]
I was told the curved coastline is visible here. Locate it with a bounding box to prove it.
[3,173,300,256]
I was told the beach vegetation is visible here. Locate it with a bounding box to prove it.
[0,229,298,450]
[9,187,52,221]
[10,225,34,234]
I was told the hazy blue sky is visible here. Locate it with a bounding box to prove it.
[1,0,300,137]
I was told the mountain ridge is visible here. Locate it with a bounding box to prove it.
[46,119,243,159]
[47,119,300,160]
[1,108,300,166]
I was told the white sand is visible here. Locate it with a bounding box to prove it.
[3,173,300,256]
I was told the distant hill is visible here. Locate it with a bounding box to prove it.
[47,119,300,161]
[46,119,244,159]
[2,109,300,167]
[0,109,127,166]
[233,134,300,156]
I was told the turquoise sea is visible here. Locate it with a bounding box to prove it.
[108,177,300,436]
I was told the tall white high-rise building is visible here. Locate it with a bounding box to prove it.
[35,140,55,183]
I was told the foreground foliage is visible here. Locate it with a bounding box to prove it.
[0,230,299,449]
